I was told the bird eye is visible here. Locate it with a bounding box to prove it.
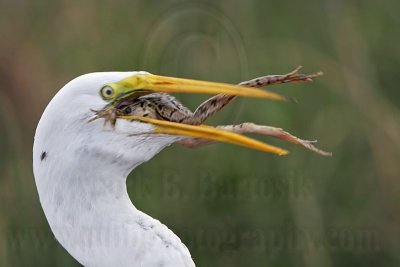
[100,86,115,100]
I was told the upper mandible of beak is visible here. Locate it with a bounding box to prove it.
[103,73,291,102]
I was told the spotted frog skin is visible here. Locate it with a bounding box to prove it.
[118,93,233,125]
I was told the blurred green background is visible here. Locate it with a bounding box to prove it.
[1,1,399,266]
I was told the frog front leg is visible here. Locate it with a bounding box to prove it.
[184,66,322,124]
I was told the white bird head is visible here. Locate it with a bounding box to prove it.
[34,71,288,176]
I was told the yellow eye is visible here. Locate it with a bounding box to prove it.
[100,85,115,100]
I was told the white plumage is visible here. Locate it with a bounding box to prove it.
[33,72,195,267]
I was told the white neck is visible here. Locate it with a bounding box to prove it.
[33,119,195,267]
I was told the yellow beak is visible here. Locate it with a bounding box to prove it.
[119,115,289,156]
[103,73,290,102]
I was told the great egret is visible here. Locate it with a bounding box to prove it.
[33,68,329,267]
